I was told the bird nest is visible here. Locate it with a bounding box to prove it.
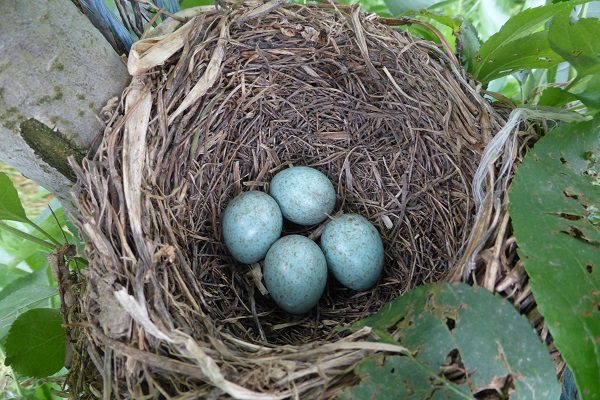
[67,0,520,398]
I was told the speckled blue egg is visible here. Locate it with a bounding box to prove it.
[269,166,336,225]
[264,235,328,314]
[320,214,384,291]
[222,191,282,264]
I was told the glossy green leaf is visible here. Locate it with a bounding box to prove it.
[470,2,591,83]
[549,14,600,79]
[4,308,65,378]
[0,267,57,342]
[347,282,561,399]
[0,172,29,223]
[510,115,600,400]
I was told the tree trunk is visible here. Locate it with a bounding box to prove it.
[0,0,130,202]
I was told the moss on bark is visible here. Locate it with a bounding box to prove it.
[19,118,85,182]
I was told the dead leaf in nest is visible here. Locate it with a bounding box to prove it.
[152,245,177,264]
[277,24,319,42]
[92,277,131,339]
[128,19,195,76]
[301,26,319,42]
[279,26,296,37]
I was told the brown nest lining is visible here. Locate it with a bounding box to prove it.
[69,1,511,398]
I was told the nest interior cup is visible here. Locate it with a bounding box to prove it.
[71,1,507,398]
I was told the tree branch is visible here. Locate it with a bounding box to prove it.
[0,0,131,202]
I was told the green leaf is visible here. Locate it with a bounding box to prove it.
[0,200,70,272]
[538,87,578,108]
[34,199,66,238]
[0,263,29,290]
[384,0,440,16]
[413,9,462,31]
[549,14,600,79]
[339,354,471,400]
[364,5,393,18]
[572,73,600,110]
[0,221,55,251]
[401,24,441,43]
[4,308,65,378]
[180,0,214,8]
[539,74,600,110]
[36,382,62,400]
[0,172,29,223]
[470,2,592,83]
[0,173,59,247]
[0,267,57,342]
[8,201,70,269]
[347,282,561,398]
[456,20,480,71]
[474,28,564,84]
[510,115,600,400]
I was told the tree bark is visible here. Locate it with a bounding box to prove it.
[0,0,130,202]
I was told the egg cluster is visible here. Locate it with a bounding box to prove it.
[222,166,384,314]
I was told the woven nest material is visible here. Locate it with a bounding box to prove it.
[67,1,525,398]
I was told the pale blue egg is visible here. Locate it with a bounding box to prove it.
[222,191,282,264]
[269,166,336,225]
[264,235,328,314]
[320,214,384,291]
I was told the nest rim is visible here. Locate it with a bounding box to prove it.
[65,1,520,398]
